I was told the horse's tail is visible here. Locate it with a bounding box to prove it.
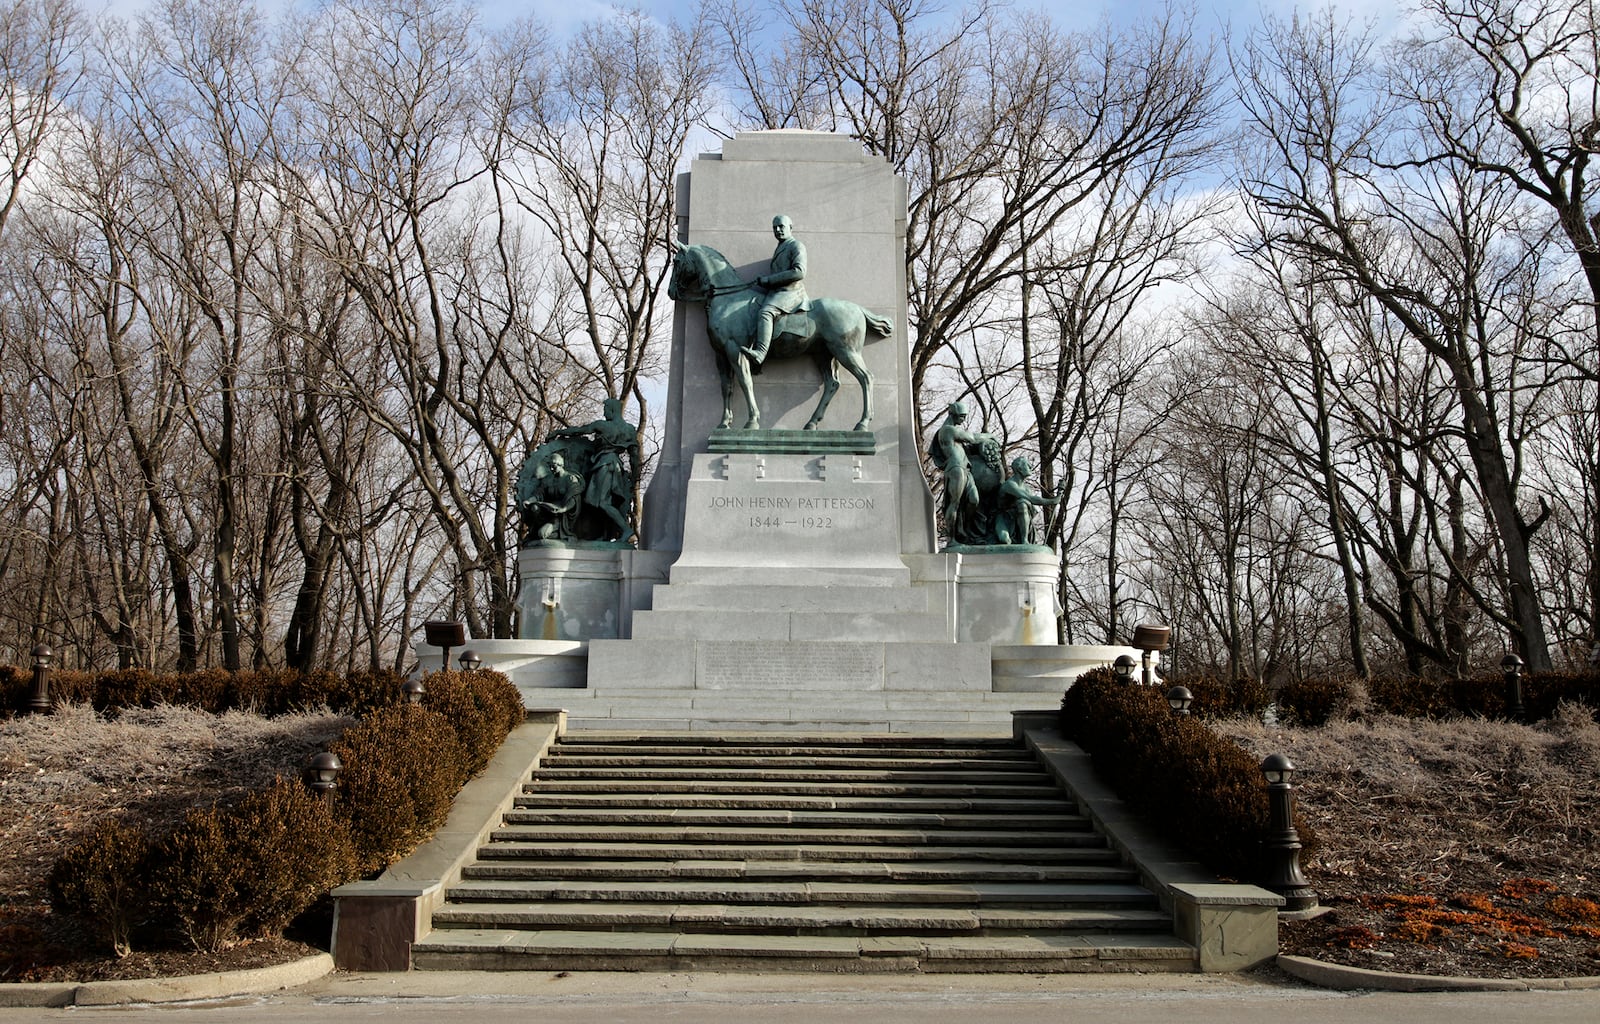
[864,310,894,337]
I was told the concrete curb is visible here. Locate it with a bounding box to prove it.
[1277,954,1600,992]
[0,952,334,1007]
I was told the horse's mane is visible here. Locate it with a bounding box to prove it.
[683,244,747,292]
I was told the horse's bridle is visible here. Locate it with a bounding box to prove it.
[672,244,759,301]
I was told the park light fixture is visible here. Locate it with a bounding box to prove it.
[458,649,482,672]
[27,643,54,715]
[401,678,426,705]
[1112,654,1137,684]
[305,751,343,808]
[1260,753,1319,911]
[422,620,466,675]
[1500,652,1525,722]
[1131,623,1170,687]
[1167,685,1193,716]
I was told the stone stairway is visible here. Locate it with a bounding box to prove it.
[410,733,1196,972]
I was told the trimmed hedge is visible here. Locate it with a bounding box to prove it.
[147,779,358,952]
[1274,675,1359,727]
[1274,670,1600,723]
[3,665,407,718]
[1181,672,1272,720]
[45,667,525,953]
[331,706,469,874]
[420,669,529,777]
[1060,667,1316,882]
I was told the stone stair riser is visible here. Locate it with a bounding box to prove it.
[412,733,1193,973]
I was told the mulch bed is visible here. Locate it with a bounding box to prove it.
[1221,708,1600,980]
[1,901,319,983]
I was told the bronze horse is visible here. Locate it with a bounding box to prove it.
[668,240,892,431]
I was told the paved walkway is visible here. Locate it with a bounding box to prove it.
[4,969,1600,1023]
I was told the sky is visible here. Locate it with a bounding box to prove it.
[86,0,1409,42]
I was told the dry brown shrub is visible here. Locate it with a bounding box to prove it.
[1,705,350,919]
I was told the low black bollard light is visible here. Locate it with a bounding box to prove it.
[458,649,482,672]
[1166,685,1193,716]
[305,751,343,808]
[1501,652,1525,722]
[1112,654,1137,684]
[401,678,426,705]
[1260,754,1318,911]
[27,644,54,715]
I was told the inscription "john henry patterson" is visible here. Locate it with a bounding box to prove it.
[707,495,875,511]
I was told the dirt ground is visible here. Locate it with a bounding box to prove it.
[4,702,1599,982]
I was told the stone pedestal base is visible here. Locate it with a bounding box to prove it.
[515,547,671,641]
[949,550,1064,645]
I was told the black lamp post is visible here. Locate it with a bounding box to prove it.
[458,649,482,672]
[1500,652,1525,722]
[422,620,466,675]
[305,751,343,808]
[1260,754,1318,911]
[27,644,54,715]
[1131,624,1170,687]
[401,678,426,705]
[1167,685,1193,716]
[1112,654,1137,685]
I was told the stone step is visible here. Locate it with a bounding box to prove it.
[486,824,1087,846]
[554,733,1023,749]
[412,731,1186,975]
[500,809,1083,829]
[544,743,1034,759]
[512,793,1067,813]
[430,901,1169,934]
[460,857,1129,882]
[522,779,1062,798]
[409,929,1196,973]
[539,754,1040,772]
[474,840,1111,862]
[627,608,953,643]
[528,767,1044,784]
[646,584,934,615]
[441,879,1152,908]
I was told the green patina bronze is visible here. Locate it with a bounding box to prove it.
[668,218,892,433]
[931,401,1061,551]
[516,397,639,547]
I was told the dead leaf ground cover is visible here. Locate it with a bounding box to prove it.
[0,704,351,982]
[1218,704,1600,979]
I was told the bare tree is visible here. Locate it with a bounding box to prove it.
[0,0,82,238]
[1392,0,1600,658]
[1235,8,1562,669]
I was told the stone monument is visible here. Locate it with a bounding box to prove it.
[416,131,1138,730]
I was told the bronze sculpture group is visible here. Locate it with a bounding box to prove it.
[516,217,1059,552]
[931,400,1062,549]
[517,398,639,546]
